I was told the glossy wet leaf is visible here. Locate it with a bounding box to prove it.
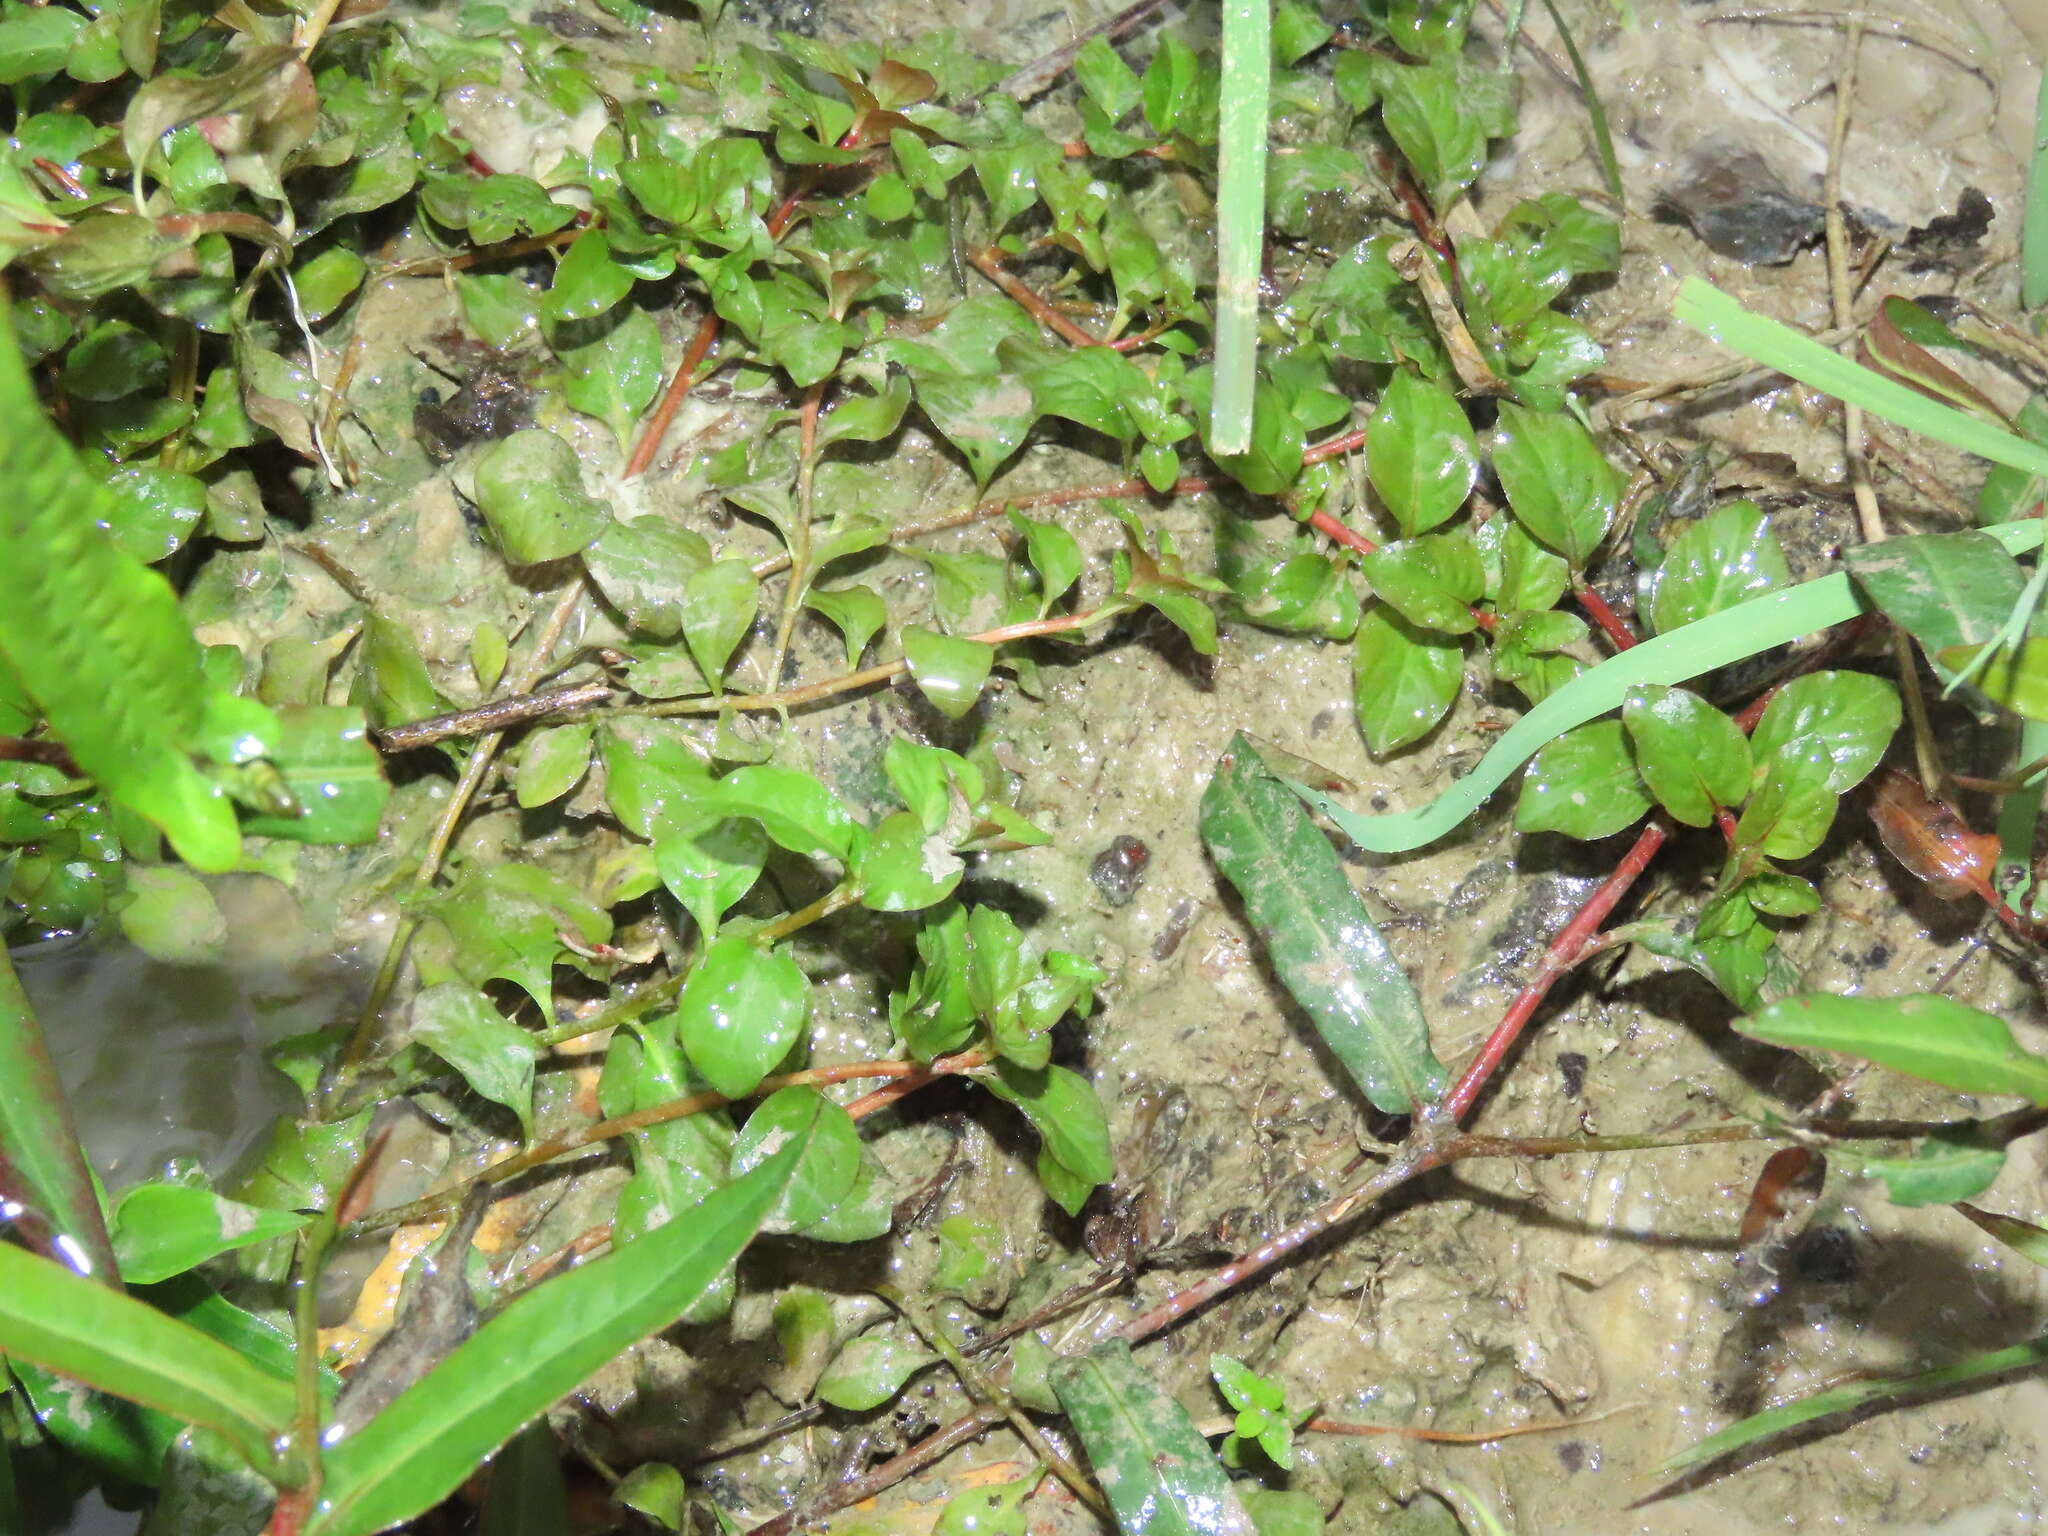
[1829,1124,2005,1207]
[1661,1333,2048,1476]
[425,862,612,1014]
[410,983,542,1140]
[1351,605,1461,756]
[817,372,911,450]
[1360,529,1483,635]
[108,1183,308,1287]
[557,307,663,451]
[681,559,760,689]
[308,1136,801,1536]
[1516,720,1652,840]
[1009,510,1083,613]
[0,299,237,870]
[816,1327,938,1411]
[709,763,859,862]
[981,1059,1114,1198]
[583,516,713,641]
[1746,672,1900,796]
[0,948,118,1287]
[1052,1339,1259,1536]
[805,584,888,668]
[1621,685,1750,827]
[675,935,809,1100]
[1376,60,1486,211]
[458,274,543,352]
[117,865,226,967]
[654,820,768,940]
[1366,371,1478,536]
[543,228,635,323]
[614,1463,686,1529]
[240,705,389,846]
[1943,637,2048,722]
[0,1243,294,1477]
[1201,736,1447,1114]
[1844,530,2025,687]
[514,722,593,810]
[1491,402,1621,568]
[858,809,963,912]
[1647,500,1791,635]
[1732,734,1837,861]
[8,1356,177,1489]
[472,430,609,565]
[1736,993,2048,1105]
[728,1086,860,1233]
[903,627,994,719]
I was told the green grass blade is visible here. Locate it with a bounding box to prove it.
[1536,0,1622,203]
[0,949,118,1284]
[2024,65,2048,310]
[0,1243,296,1477]
[1201,735,1448,1113]
[1209,0,1271,456]
[1673,277,2048,481]
[308,1133,803,1536]
[1661,1333,2048,1475]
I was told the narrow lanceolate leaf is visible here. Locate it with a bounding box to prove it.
[1052,1340,1259,1536]
[1736,993,2048,1106]
[308,1136,801,1536]
[0,1243,295,1477]
[1208,0,1270,456]
[1200,735,1448,1115]
[1661,1333,2048,1476]
[1844,531,2025,687]
[0,299,237,870]
[1955,1203,2048,1268]
[0,948,118,1285]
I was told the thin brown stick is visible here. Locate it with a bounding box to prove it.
[990,0,1170,102]
[376,682,615,754]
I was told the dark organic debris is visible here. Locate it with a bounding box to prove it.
[413,359,537,462]
[1900,187,1995,273]
[1655,138,1825,266]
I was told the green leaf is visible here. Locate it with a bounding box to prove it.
[472,430,609,565]
[240,705,389,846]
[1661,1333,2048,1477]
[1201,737,1448,1114]
[1053,1340,1260,1536]
[556,307,663,452]
[0,1243,294,1477]
[1647,501,1791,635]
[1621,685,1750,827]
[1008,510,1083,613]
[1737,993,2048,1105]
[1351,605,1461,755]
[457,274,543,352]
[1733,734,1838,861]
[118,865,226,966]
[1844,530,2026,687]
[1360,529,1483,634]
[1943,637,2048,722]
[816,1328,938,1411]
[1516,719,1652,839]
[653,820,768,941]
[805,585,887,668]
[1746,672,1900,796]
[817,373,911,450]
[1377,59,1486,210]
[1075,33,1141,119]
[109,1183,309,1286]
[1491,402,1621,568]
[981,1060,1114,1194]
[97,464,204,564]
[1829,1124,2006,1207]
[410,984,541,1140]
[1956,1203,2048,1268]
[709,763,859,862]
[583,516,713,641]
[544,228,635,323]
[728,1086,860,1233]
[681,559,760,690]
[425,862,611,1014]
[308,1137,800,1536]
[515,723,593,810]
[1366,371,1478,536]
[903,627,994,719]
[0,299,236,870]
[857,809,963,912]
[675,935,810,1100]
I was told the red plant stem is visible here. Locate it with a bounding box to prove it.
[1436,818,1671,1122]
[1303,425,1368,465]
[623,311,721,478]
[968,246,1103,347]
[1572,579,1639,652]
